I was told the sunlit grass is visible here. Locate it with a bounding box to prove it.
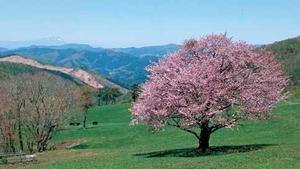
[2,100,300,169]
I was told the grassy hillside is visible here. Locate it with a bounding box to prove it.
[0,62,82,85]
[2,100,299,169]
[264,36,300,85]
[0,61,38,79]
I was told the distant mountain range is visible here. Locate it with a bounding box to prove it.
[0,37,66,49]
[0,47,7,51]
[112,44,180,57]
[1,36,300,89]
[0,43,180,87]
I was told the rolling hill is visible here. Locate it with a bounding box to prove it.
[0,44,179,87]
[0,55,128,93]
[263,36,300,85]
[0,61,83,87]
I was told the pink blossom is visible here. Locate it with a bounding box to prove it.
[130,34,288,151]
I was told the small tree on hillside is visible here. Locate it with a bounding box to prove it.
[131,34,288,152]
[107,88,121,104]
[97,87,110,105]
[81,86,94,129]
[97,87,121,105]
[131,84,141,102]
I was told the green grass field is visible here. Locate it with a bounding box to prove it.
[2,100,300,169]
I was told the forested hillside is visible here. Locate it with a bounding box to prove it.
[0,62,81,86]
[264,36,300,85]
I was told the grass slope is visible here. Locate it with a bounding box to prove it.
[2,100,299,169]
[0,62,82,85]
[0,61,38,79]
[264,36,300,98]
[264,36,300,84]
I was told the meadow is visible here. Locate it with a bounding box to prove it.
[2,99,299,169]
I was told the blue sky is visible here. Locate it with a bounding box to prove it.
[0,0,299,47]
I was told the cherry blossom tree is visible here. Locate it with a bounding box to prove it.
[131,34,288,152]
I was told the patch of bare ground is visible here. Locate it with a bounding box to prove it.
[51,140,83,150]
[0,140,108,169]
[0,150,108,169]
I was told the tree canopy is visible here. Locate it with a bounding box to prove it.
[131,34,288,152]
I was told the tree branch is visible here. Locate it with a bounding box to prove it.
[167,121,200,139]
[210,118,239,133]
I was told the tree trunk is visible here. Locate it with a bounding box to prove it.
[83,109,87,129]
[18,121,24,151]
[37,143,46,152]
[197,123,211,152]
[37,139,48,152]
[27,141,34,153]
[17,108,24,152]
[9,136,16,153]
[16,102,24,152]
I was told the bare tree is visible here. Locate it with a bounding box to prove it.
[22,73,80,152]
[0,83,24,152]
[0,76,28,152]
[0,72,81,152]
[0,105,17,153]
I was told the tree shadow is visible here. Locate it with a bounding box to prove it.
[134,144,275,158]
[72,143,90,149]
